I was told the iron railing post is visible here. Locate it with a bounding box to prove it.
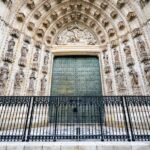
[123,96,135,141]
[53,97,58,142]
[22,97,32,142]
[121,96,131,141]
[100,96,104,141]
[26,96,34,142]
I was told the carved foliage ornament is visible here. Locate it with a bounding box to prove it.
[55,23,97,45]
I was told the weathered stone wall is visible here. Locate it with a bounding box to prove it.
[0,0,150,96]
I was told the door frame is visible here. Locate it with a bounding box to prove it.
[48,45,105,96]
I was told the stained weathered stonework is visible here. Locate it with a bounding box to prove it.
[0,0,150,96]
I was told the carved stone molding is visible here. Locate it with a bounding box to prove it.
[27,0,35,10]
[16,12,25,22]
[132,28,142,38]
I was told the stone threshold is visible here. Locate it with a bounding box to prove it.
[0,142,149,150]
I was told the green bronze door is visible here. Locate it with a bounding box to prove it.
[51,56,102,96]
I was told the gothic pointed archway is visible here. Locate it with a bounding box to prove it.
[0,0,150,96]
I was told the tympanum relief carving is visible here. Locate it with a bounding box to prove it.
[55,23,97,45]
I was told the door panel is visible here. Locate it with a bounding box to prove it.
[51,56,102,96]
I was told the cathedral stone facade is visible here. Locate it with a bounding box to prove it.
[0,0,150,96]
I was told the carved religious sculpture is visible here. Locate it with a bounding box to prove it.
[106,75,113,94]
[103,54,110,73]
[18,46,28,67]
[44,53,49,65]
[124,44,134,66]
[114,49,121,70]
[114,49,119,62]
[33,49,39,62]
[56,23,97,45]
[32,48,39,71]
[0,63,9,96]
[137,39,146,53]
[137,39,150,62]
[4,38,15,63]
[116,70,126,94]
[129,69,140,89]
[42,52,49,74]
[40,75,47,92]
[13,68,25,95]
[124,45,131,58]
[144,64,150,85]
[28,71,36,95]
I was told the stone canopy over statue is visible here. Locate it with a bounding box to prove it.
[55,23,97,45]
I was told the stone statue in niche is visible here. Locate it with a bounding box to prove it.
[137,39,150,62]
[137,39,146,53]
[44,52,49,65]
[28,71,36,93]
[124,44,134,66]
[104,54,109,66]
[114,49,121,70]
[42,52,49,74]
[116,70,126,91]
[32,48,39,71]
[13,68,24,95]
[103,54,110,73]
[18,46,28,67]
[14,68,24,89]
[144,64,150,85]
[4,38,15,63]
[33,48,39,62]
[129,69,140,88]
[56,23,97,45]
[40,75,47,92]
[124,45,131,58]
[8,38,15,51]
[114,49,119,62]
[0,63,9,95]
[106,75,113,93]
[21,46,28,58]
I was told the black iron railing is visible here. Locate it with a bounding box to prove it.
[0,96,149,142]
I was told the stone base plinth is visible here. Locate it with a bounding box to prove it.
[0,142,149,150]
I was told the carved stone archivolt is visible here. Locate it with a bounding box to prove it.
[55,23,97,45]
[0,63,9,96]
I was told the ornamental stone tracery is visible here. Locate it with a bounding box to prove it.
[0,0,150,96]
